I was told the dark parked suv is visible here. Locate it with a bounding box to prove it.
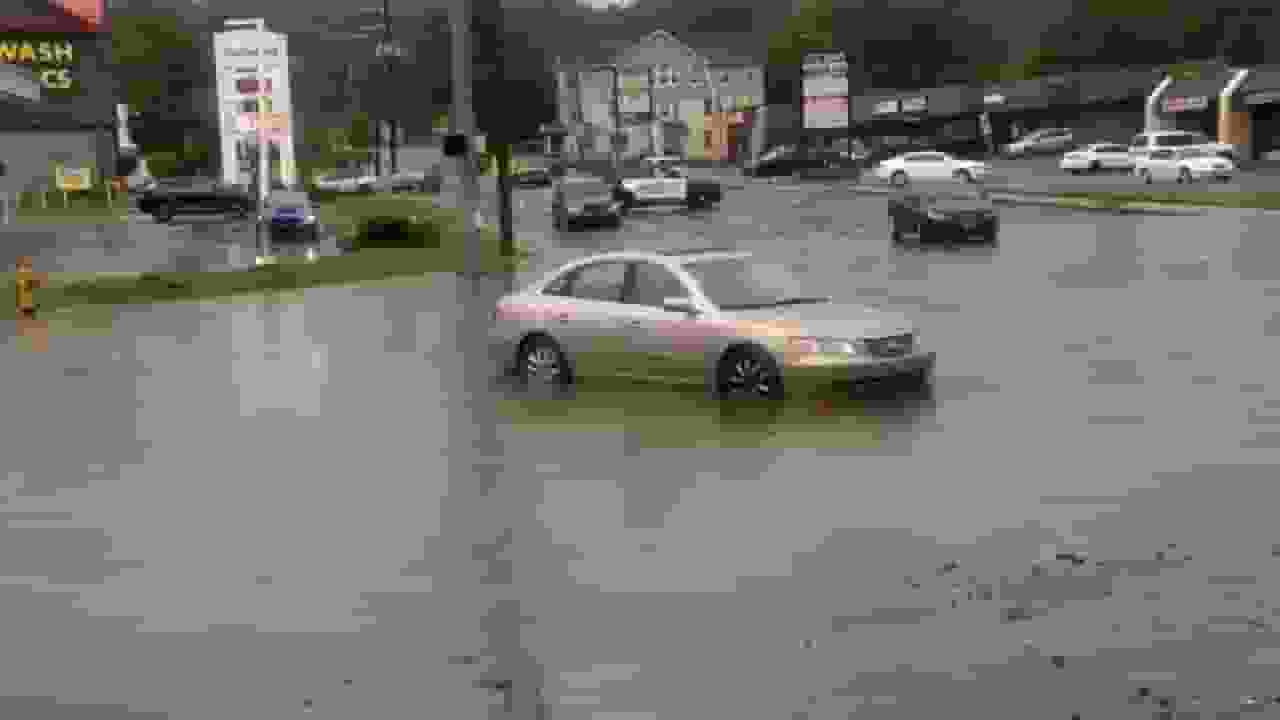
[887,179,999,246]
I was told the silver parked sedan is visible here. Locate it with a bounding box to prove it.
[492,249,936,399]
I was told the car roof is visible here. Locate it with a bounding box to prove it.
[544,249,751,273]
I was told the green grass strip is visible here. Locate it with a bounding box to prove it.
[6,195,530,311]
[1054,190,1280,210]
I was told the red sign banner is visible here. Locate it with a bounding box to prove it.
[0,0,104,32]
[1162,96,1209,113]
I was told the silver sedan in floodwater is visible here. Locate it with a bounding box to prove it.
[491,249,936,399]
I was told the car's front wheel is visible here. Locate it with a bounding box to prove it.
[517,335,571,388]
[1178,167,1192,184]
[953,169,973,183]
[890,171,908,187]
[153,203,175,223]
[715,346,785,401]
[1140,169,1153,184]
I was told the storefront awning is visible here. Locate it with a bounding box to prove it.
[1158,72,1235,114]
[1236,66,1280,108]
[852,84,981,124]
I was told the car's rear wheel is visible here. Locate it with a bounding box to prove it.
[1140,169,1153,184]
[552,205,568,231]
[1178,167,1192,184]
[899,367,934,396]
[153,204,175,223]
[889,214,904,245]
[983,219,999,245]
[1089,160,1101,173]
[715,346,784,401]
[953,169,973,183]
[517,335,572,388]
[890,171,908,187]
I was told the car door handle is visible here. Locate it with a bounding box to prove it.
[623,319,643,327]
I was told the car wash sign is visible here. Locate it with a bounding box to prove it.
[0,34,83,96]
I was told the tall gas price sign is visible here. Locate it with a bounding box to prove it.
[212,24,296,187]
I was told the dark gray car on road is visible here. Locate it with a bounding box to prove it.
[888,179,999,246]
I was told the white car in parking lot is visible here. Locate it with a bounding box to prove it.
[1134,147,1235,184]
[1059,143,1135,174]
[873,152,989,186]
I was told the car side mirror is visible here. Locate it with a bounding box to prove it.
[661,297,698,315]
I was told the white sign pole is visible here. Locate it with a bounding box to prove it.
[258,59,270,259]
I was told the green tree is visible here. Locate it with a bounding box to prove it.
[111,11,212,164]
[347,111,372,151]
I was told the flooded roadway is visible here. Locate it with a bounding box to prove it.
[2,192,1280,719]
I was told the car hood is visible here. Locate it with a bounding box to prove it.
[719,301,915,339]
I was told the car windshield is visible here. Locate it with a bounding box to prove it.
[683,257,826,310]
[268,191,309,207]
[761,146,792,161]
[562,179,611,196]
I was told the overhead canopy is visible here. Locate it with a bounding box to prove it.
[1237,66,1280,107]
[1158,71,1236,114]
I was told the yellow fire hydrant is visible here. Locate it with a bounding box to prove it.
[14,256,47,352]
[14,255,42,317]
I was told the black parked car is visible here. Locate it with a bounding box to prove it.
[744,146,862,178]
[887,179,998,246]
[137,178,253,223]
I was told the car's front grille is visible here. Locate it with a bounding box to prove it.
[865,333,914,357]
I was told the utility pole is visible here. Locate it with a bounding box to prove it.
[648,65,657,155]
[382,0,397,174]
[450,0,480,278]
[587,65,623,181]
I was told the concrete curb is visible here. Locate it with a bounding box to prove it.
[845,183,1210,216]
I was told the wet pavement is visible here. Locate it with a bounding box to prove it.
[2,184,1280,718]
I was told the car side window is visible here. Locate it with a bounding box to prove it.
[568,262,627,303]
[626,262,688,308]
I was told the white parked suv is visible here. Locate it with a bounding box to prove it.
[873,152,990,186]
[1128,130,1236,162]
[1134,147,1235,184]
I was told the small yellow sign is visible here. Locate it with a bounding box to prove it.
[57,167,91,191]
